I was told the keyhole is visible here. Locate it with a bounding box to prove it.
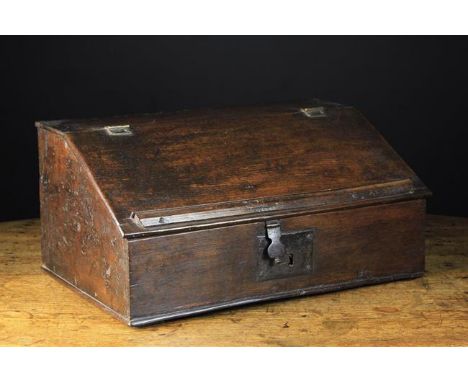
[288,254,294,267]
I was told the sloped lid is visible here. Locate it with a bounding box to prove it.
[37,101,430,238]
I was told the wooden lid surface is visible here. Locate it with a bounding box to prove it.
[37,101,430,237]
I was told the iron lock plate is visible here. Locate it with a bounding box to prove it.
[256,220,315,281]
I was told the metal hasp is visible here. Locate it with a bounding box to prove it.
[265,220,287,264]
[257,220,316,281]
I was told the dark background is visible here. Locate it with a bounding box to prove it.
[1,36,467,222]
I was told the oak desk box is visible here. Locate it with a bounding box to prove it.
[37,101,430,326]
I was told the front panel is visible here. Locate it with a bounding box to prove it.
[128,199,426,326]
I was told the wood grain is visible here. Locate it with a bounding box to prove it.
[128,200,425,325]
[38,128,130,320]
[37,102,429,228]
[0,215,466,346]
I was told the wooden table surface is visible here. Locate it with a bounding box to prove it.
[0,215,467,346]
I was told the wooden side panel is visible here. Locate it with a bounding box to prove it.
[128,200,426,325]
[38,128,130,320]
